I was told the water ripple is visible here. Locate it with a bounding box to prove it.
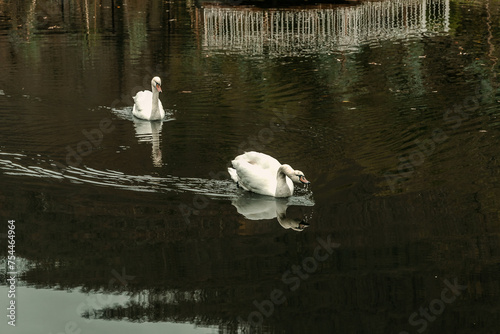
[0,149,314,205]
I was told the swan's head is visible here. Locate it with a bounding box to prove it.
[293,170,310,185]
[151,76,162,93]
[282,165,310,184]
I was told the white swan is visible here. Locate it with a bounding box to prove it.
[228,151,310,197]
[132,76,165,121]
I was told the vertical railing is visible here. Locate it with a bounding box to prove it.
[201,0,449,55]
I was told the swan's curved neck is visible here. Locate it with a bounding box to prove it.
[275,164,293,197]
[150,88,160,119]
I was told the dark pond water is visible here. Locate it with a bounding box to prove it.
[1,0,500,333]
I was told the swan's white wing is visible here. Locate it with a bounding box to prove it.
[237,152,281,172]
[241,152,293,193]
[231,156,277,196]
[133,90,165,120]
[133,90,152,110]
[132,90,153,120]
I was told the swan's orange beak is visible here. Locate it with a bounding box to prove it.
[299,176,310,184]
[156,83,162,93]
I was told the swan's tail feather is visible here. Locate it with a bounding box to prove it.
[228,167,239,183]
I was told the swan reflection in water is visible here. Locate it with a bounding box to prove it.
[132,119,163,167]
[110,105,174,167]
[231,193,314,231]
